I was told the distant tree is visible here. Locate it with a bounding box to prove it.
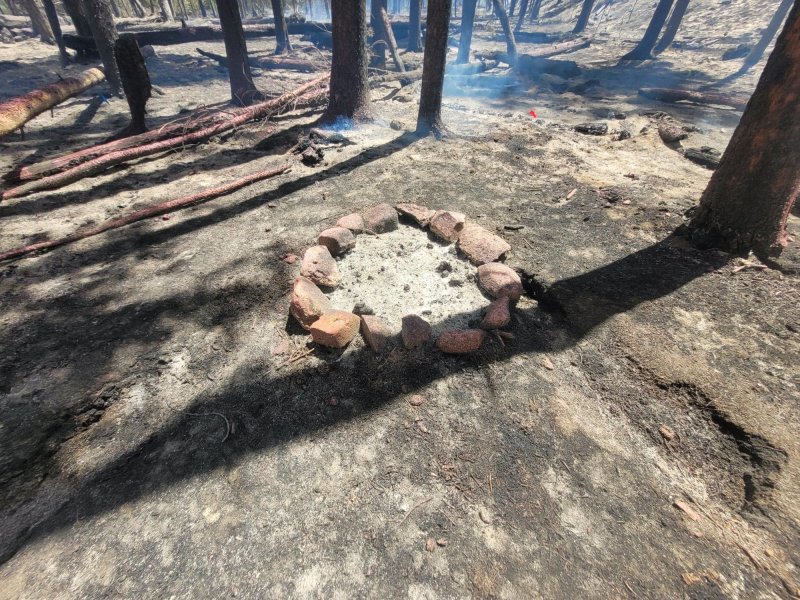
[572,0,594,34]
[690,2,800,257]
[322,0,370,122]
[528,0,542,21]
[370,0,387,68]
[42,0,69,62]
[417,0,452,136]
[408,0,422,51]
[271,0,292,53]
[83,0,122,94]
[456,0,477,63]
[159,0,174,19]
[735,0,794,74]
[653,0,689,54]
[215,0,259,104]
[22,0,54,43]
[514,0,529,32]
[197,0,207,17]
[491,0,517,62]
[62,0,92,37]
[619,0,674,61]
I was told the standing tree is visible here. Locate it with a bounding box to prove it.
[653,0,689,54]
[42,0,70,62]
[321,0,370,123]
[572,0,594,34]
[271,0,291,54]
[690,1,800,258]
[619,0,674,61]
[528,0,543,21]
[22,0,54,43]
[112,34,152,137]
[491,0,517,62]
[417,0,452,136]
[456,0,477,63]
[83,0,122,94]
[408,0,422,51]
[159,0,174,20]
[215,0,259,104]
[735,0,794,75]
[370,0,387,68]
[514,0,529,32]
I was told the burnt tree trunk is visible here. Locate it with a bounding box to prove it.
[130,0,147,17]
[380,6,405,71]
[42,0,70,62]
[528,0,542,20]
[690,2,800,257]
[737,0,793,74]
[23,0,54,42]
[113,34,151,137]
[456,0,477,63]
[653,0,689,54]
[491,0,517,63]
[417,0,451,136]
[216,0,259,104]
[572,0,594,34]
[84,0,122,94]
[198,0,207,17]
[63,0,92,38]
[619,0,674,61]
[271,0,291,53]
[321,0,370,122]
[159,0,174,20]
[408,0,421,51]
[514,0,529,32]
[370,0,387,68]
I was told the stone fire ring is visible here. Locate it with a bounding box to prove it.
[289,202,523,355]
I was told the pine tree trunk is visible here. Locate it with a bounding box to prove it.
[370,0,387,68]
[109,0,121,17]
[23,0,54,43]
[271,0,291,53]
[322,0,370,122]
[514,0,529,32]
[215,0,259,104]
[42,0,70,61]
[572,0,594,34]
[408,0,421,51]
[491,0,516,62]
[509,0,516,16]
[84,0,122,94]
[380,5,405,71]
[737,0,793,74]
[653,0,688,54]
[456,0,477,63]
[690,2,800,258]
[63,0,92,37]
[198,0,207,17]
[528,0,541,20]
[417,0,451,136]
[130,0,147,17]
[619,0,674,60]
[159,0,174,19]
[113,33,151,136]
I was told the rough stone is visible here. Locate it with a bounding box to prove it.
[481,296,511,329]
[457,223,511,265]
[300,245,340,288]
[290,276,331,330]
[429,210,466,243]
[361,315,391,353]
[396,203,436,227]
[401,315,432,349]
[477,263,523,301]
[310,310,361,348]
[337,213,365,234]
[436,329,486,354]
[362,203,399,233]
[318,227,356,256]
[658,122,688,144]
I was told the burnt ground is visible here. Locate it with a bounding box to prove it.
[1,3,799,598]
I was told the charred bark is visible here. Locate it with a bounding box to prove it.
[22,0,54,43]
[491,0,517,62]
[370,0,387,68]
[271,0,291,53]
[653,0,689,54]
[198,0,207,18]
[572,0,594,34]
[690,2,800,257]
[216,0,259,105]
[417,0,451,136]
[456,0,477,63]
[83,0,122,94]
[321,0,370,123]
[159,0,174,20]
[113,34,151,138]
[380,5,405,71]
[736,0,793,74]
[514,0,529,32]
[42,0,70,62]
[63,0,92,37]
[619,0,674,61]
[407,0,422,51]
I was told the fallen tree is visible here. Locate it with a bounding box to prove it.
[638,87,749,111]
[476,36,590,63]
[2,76,329,199]
[195,47,326,72]
[0,68,106,139]
[0,164,292,262]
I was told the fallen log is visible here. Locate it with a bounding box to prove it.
[0,68,106,139]
[476,36,590,63]
[638,87,748,111]
[195,47,325,73]
[0,164,292,262]
[2,76,328,199]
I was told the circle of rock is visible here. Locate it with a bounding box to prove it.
[290,202,523,355]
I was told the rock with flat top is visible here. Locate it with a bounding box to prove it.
[290,276,331,330]
[401,315,432,349]
[477,263,523,301]
[318,227,356,256]
[337,213,364,233]
[362,203,399,233]
[361,315,391,353]
[457,223,511,265]
[436,329,486,354]
[300,245,340,288]
[310,310,361,348]
[429,210,466,243]
[481,296,511,329]
[396,203,436,227]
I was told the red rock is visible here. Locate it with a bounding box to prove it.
[290,276,331,330]
[310,310,361,348]
[429,210,466,243]
[457,223,511,265]
[401,315,432,349]
[360,315,391,353]
[477,263,523,301]
[318,226,356,256]
[436,329,486,354]
[396,203,436,227]
[480,296,511,329]
[300,245,340,288]
[362,203,399,233]
[337,213,364,233]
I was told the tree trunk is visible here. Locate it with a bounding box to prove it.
[407,0,421,51]
[370,0,386,68]
[271,0,291,53]
[113,33,151,137]
[198,0,207,17]
[737,0,793,74]
[83,0,122,94]
[416,0,451,136]
[528,0,541,20]
[690,2,800,258]
[514,0,529,32]
[380,5,405,71]
[130,0,147,17]
[653,0,688,54]
[159,0,174,19]
[109,0,121,17]
[509,0,516,16]
[22,0,54,42]
[322,0,369,122]
[491,0,516,62]
[456,0,476,63]
[215,0,259,104]
[63,0,92,38]
[42,0,70,62]
[619,0,674,61]
[572,0,594,34]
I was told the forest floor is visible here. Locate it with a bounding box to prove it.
[0,3,799,598]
